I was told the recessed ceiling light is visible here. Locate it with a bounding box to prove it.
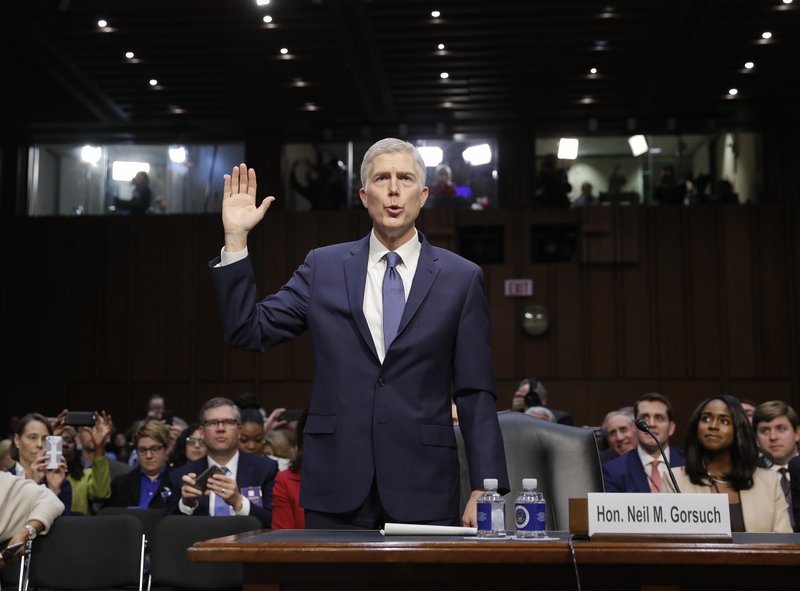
[728,88,738,96]
[744,61,754,69]
[437,43,445,50]
[149,79,158,87]
[262,15,273,23]
[290,78,308,87]
[431,10,441,18]
[125,51,135,59]
[440,72,449,79]
[97,19,108,28]
[782,0,793,5]
[256,0,271,5]
[303,102,319,111]
[762,31,772,39]
[590,67,598,74]
[280,47,289,55]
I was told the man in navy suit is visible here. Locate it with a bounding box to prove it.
[167,397,278,528]
[603,393,684,493]
[209,138,508,529]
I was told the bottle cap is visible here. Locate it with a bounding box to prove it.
[522,478,537,490]
[483,478,499,490]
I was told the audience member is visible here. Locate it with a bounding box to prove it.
[61,411,113,515]
[599,407,637,463]
[0,472,64,568]
[167,397,278,528]
[427,164,459,208]
[753,400,799,530]
[264,430,294,471]
[675,395,791,532]
[571,182,597,207]
[524,406,555,422]
[603,393,684,493]
[271,411,307,529]
[653,166,681,205]
[10,413,72,514]
[238,408,266,456]
[109,431,132,465]
[739,399,756,424]
[511,378,573,425]
[169,423,206,469]
[534,154,571,208]
[0,439,15,471]
[105,421,172,509]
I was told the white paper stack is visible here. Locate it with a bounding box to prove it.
[381,523,478,536]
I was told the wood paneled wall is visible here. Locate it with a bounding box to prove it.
[2,204,798,441]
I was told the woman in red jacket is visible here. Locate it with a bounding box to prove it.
[271,412,307,529]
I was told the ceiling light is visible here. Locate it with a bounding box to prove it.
[125,51,135,59]
[256,0,271,5]
[290,78,308,87]
[628,135,649,157]
[431,10,441,18]
[744,61,754,69]
[439,72,449,79]
[557,138,579,160]
[80,145,102,164]
[280,47,289,55]
[437,43,445,50]
[302,102,318,111]
[462,144,493,166]
[262,15,273,23]
[728,88,738,96]
[149,79,158,86]
[590,67,597,74]
[168,146,187,164]
[97,19,108,28]
[418,146,443,167]
[168,105,186,115]
[762,31,772,39]
[112,161,150,182]
[783,0,793,4]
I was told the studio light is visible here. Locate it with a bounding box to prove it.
[168,146,187,164]
[80,145,102,164]
[418,146,444,167]
[557,138,579,160]
[112,161,150,182]
[628,134,649,157]
[462,144,492,166]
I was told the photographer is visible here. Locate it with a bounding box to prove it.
[10,413,72,514]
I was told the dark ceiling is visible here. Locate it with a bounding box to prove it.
[2,0,798,142]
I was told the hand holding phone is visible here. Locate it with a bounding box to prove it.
[193,465,224,493]
[45,435,63,470]
[2,541,25,561]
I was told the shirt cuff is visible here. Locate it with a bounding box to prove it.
[179,498,197,515]
[218,246,249,267]
[234,495,251,516]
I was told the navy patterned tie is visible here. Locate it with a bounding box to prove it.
[382,252,405,352]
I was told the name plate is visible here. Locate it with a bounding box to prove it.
[588,493,731,537]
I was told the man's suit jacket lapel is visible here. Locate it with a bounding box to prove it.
[344,235,378,360]
[398,235,439,337]
[629,451,650,492]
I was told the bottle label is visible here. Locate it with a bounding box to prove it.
[477,502,492,530]
[515,502,546,531]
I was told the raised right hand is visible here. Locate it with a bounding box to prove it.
[222,163,275,252]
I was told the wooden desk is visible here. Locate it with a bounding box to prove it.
[188,530,800,591]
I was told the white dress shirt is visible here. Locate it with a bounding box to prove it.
[638,446,675,493]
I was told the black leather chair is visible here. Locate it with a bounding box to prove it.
[98,507,165,545]
[456,410,603,530]
[27,514,145,590]
[149,515,262,591]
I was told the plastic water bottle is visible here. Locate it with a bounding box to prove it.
[514,478,547,538]
[476,478,506,537]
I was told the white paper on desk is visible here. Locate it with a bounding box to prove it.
[381,523,478,536]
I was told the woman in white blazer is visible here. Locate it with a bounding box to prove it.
[675,395,791,533]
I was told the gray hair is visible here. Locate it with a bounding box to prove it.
[525,406,556,422]
[198,397,241,424]
[360,138,427,189]
[601,407,635,437]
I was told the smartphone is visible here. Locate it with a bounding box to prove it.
[45,435,63,470]
[193,465,223,492]
[1,541,24,561]
[279,409,303,422]
[65,411,96,427]
[161,410,175,425]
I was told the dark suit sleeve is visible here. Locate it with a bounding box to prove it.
[602,461,622,492]
[452,266,509,493]
[239,455,278,528]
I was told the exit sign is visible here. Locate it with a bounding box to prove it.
[504,279,533,297]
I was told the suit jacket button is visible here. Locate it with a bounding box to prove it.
[378,378,385,386]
